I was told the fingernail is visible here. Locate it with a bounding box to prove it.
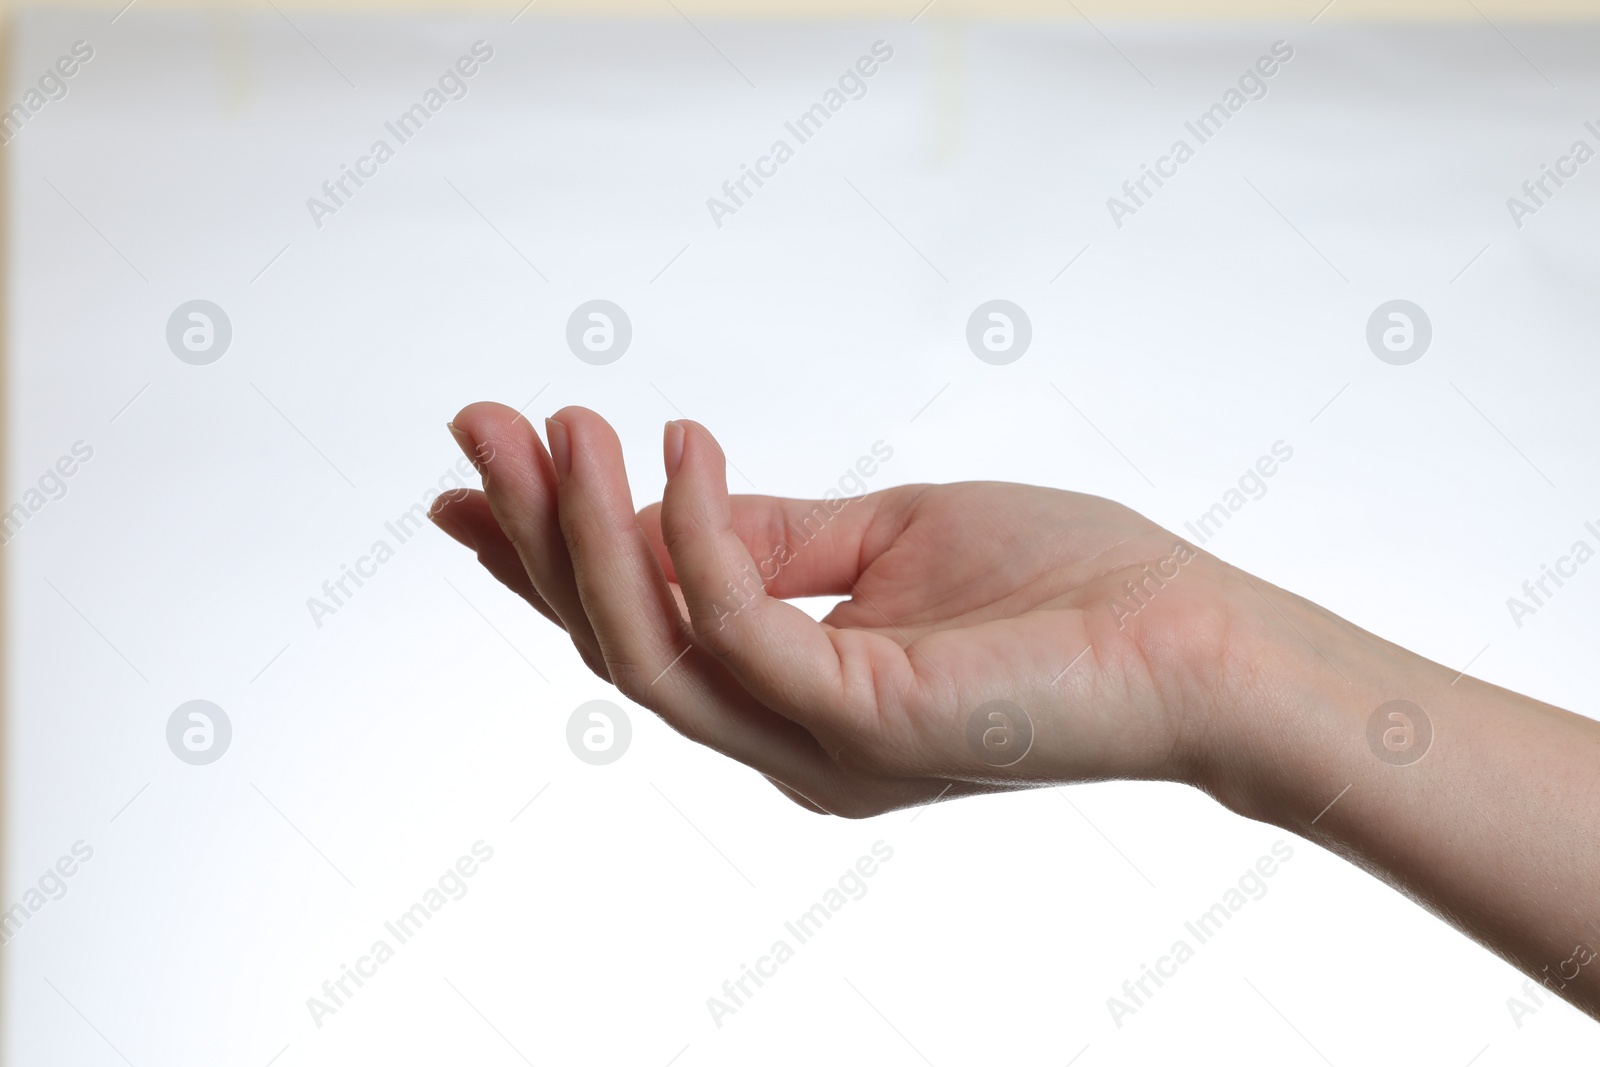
[545,416,570,484]
[447,422,481,473]
[429,503,477,551]
[663,420,685,479]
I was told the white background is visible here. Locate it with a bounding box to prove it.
[7,9,1600,1065]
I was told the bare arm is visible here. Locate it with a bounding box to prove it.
[432,402,1600,1020]
[1200,580,1600,1016]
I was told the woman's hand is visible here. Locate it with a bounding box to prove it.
[431,402,1260,816]
[431,401,1600,1020]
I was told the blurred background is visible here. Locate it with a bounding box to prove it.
[6,0,1600,1064]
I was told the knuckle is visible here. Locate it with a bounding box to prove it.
[559,519,588,560]
[601,650,657,705]
[660,508,703,559]
[576,642,613,684]
[686,574,766,658]
[689,605,740,659]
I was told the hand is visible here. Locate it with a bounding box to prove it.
[430,403,1252,816]
[432,402,1600,1020]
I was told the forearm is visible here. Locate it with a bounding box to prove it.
[1200,574,1600,1017]
[437,408,1600,1009]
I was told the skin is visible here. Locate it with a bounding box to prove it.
[432,402,1600,1021]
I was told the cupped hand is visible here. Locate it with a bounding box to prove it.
[431,403,1250,818]
[431,404,1600,1021]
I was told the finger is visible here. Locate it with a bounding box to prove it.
[546,406,847,786]
[446,406,608,679]
[659,419,919,741]
[635,484,926,601]
[429,488,564,629]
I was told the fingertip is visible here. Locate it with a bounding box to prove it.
[549,404,606,433]
[450,401,522,436]
[547,406,633,479]
[449,401,533,472]
[673,421,730,499]
[677,419,723,460]
[544,416,570,483]
[664,420,685,478]
[429,501,477,551]
[429,486,489,524]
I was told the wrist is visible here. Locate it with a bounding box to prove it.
[1183,567,1433,830]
